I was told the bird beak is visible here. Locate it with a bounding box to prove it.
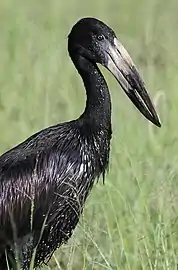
[106,38,161,127]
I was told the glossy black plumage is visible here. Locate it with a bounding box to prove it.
[0,17,160,269]
[0,120,111,269]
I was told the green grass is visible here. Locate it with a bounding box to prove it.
[1,0,178,269]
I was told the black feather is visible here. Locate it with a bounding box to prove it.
[0,17,114,269]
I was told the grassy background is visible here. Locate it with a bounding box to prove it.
[0,0,178,269]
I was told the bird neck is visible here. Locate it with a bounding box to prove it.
[73,55,111,127]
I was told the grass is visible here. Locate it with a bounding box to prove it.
[0,0,178,269]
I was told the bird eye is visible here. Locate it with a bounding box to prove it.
[97,35,104,41]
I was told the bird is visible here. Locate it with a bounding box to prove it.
[0,17,161,269]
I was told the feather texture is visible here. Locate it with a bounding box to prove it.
[0,119,112,268]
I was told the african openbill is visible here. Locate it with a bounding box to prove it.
[0,17,161,269]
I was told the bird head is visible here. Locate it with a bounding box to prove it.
[68,17,161,127]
